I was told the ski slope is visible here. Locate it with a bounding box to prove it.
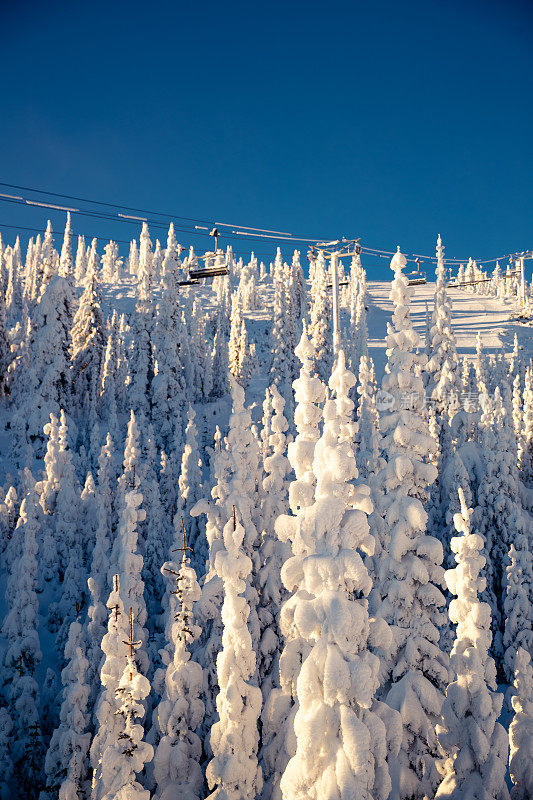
[366,280,533,378]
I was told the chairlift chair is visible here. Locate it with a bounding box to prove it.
[406,258,427,286]
[187,226,230,280]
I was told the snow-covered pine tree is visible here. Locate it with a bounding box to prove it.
[261,327,325,799]
[1,484,45,798]
[277,356,396,800]
[289,249,307,323]
[287,321,325,511]
[211,329,229,399]
[42,620,91,800]
[435,489,509,800]
[58,212,73,279]
[0,708,13,799]
[424,234,458,416]
[228,293,243,380]
[152,543,204,800]
[191,380,262,742]
[503,536,533,682]
[98,611,154,800]
[74,234,87,284]
[521,365,533,482]
[371,248,448,800]
[205,508,263,800]
[270,261,290,396]
[237,317,251,387]
[91,417,150,792]
[508,647,533,799]
[137,426,168,659]
[39,219,57,293]
[128,238,139,277]
[474,387,528,675]
[308,249,333,381]
[102,240,122,283]
[151,222,185,451]
[54,410,84,659]
[86,478,113,700]
[177,405,204,569]
[355,354,381,480]
[256,384,291,697]
[13,270,72,447]
[99,331,120,437]
[71,244,105,412]
[260,387,273,462]
[130,223,155,417]
[0,270,10,398]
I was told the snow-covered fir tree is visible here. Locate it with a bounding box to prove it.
[424,234,458,414]
[1,484,45,798]
[152,543,204,800]
[177,405,204,567]
[508,647,533,799]
[436,488,509,800]
[256,383,291,697]
[278,354,397,800]
[130,223,155,417]
[71,248,105,413]
[151,222,185,451]
[372,248,448,800]
[42,620,91,800]
[205,508,263,800]
[97,616,154,800]
[308,249,333,381]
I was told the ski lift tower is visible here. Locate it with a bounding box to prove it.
[515,251,533,312]
[308,237,361,356]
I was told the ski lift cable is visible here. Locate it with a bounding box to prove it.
[215,222,293,236]
[0,181,524,267]
[0,221,292,259]
[0,219,522,277]
[0,181,212,225]
[0,194,330,249]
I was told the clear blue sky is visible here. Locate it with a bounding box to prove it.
[1,0,531,278]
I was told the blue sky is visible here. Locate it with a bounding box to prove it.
[1,0,531,278]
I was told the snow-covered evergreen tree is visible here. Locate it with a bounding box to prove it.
[372,249,448,800]
[74,234,87,284]
[356,354,381,479]
[278,357,396,800]
[192,379,262,745]
[71,248,105,412]
[152,544,204,800]
[228,293,243,380]
[130,224,155,417]
[508,647,533,799]
[151,222,185,450]
[177,405,204,567]
[1,485,44,798]
[424,235,458,415]
[14,273,72,447]
[256,384,291,696]
[98,620,154,800]
[436,488,509,800]
[475,387,528,674]
[205,509,263,800]
[102,240,122,284]
[503,536,533,682]
[58,212,73,279]
[287,321,325,511]
[91,417,149,792]
[42,620,91,800]
[521,365,533,482]
[308,250,332,381]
